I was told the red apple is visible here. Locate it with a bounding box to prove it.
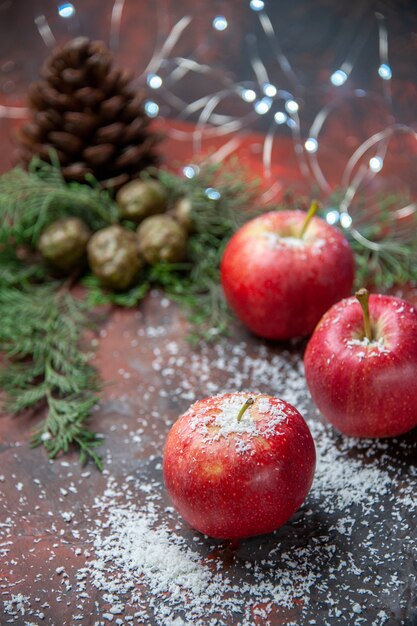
[220,207,355,340]
[163,392,316,540]
[304,289,417,438]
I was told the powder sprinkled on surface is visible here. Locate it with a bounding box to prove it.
[77,414,416,626]
[1,312,416,625]
[70,337,416,626]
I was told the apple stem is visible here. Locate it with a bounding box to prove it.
[236,397,255,423]
[355,288,373,341]
[299,200,319,239]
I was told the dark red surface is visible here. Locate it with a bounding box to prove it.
[1,2,417,624]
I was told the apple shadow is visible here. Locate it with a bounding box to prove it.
[333,423,417,471]
[200,505,338,574]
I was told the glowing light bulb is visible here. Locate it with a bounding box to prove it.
[241,88,257,103]
[285,100,299,113]
[213,16,228,31]
[330,70,347,86]
[205,188,221,200]
[274,111,287,124]
[325,209,340,225]
[369,156,383,173]
[183,165,199,179]
[147,73,163,89]
[263,83,277,97]
[340,213,353,229]
[254,97,272,115]
[58,2,75,18]
[144,101,159,118]
[378,64,392,80]
[250,0,265,11]
[304,138,318,153]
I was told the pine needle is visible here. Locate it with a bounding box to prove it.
[0,284,103,469]
[0,158,119,248]
[81,274,150,308]
[323,193,417,290]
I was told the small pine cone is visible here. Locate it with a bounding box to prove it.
[87,225,143,290]
[16,37,160,191]
[38,217,91,272]
[137,215,188,265]
[116,179,167,223]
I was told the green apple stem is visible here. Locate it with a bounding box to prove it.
[236,397,255,423]
[355,288,373,341]
[299,200,319,239]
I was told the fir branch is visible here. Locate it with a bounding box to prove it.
[0,160,119,248]
[350,239,417,290]
[0,245,48,286]
[0,284,103,469]
[323,193,417,290]
[81,274,150,308]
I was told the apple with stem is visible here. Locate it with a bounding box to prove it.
[220,202,355,340]
[304,288,417,438]
[163,392,316,540]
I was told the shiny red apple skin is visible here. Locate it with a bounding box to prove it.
[220,210,355,340]
[304,294,417,438]
[163,392,316,540]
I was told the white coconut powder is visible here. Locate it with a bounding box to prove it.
[188,393,289,446]
[1,322,416,625]
[71,337,416,626]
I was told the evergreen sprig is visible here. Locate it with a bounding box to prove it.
[323,193,417,289]
[82,273,150,308]
[0,284,103,469]
[0,158,119,248]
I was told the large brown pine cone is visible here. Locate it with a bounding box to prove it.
[16,37,160,191]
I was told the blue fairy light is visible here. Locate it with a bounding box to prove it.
[58,3,75,18]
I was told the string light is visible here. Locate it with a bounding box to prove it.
[129,13,414,258]
[183,165,199,179]
[213,16,228,31]
[22,6,414,245]
[378,64,392,80]
[369,156,383,172]
[304,138,318,153]
[325,209,340,225]
[147,73,163,89]
[262,83,277,97]
[254,97,272,114]
[58,3,75,18]
[274,111,287,124]
[249,0,265,11]
[205,188,221,200]
[285,100,299,113]
[330,70,347,86]
[144,101,159,117]
[241,88,257,103]
[340,213,353,229]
